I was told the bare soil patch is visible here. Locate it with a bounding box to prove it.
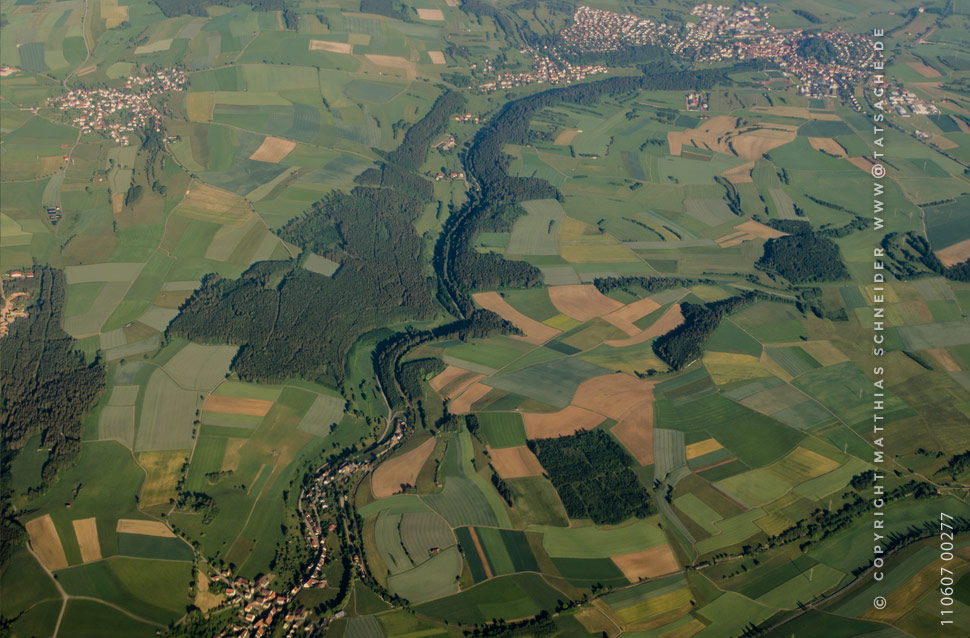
[309,39,353,54]
[602,297,661,337]
[116,519,176,538]
[936,238,970,267]
[428,51,446,65]
[548,284,624,323]
[73,517,102,563]
[523,405,605,439]
[735,219,786,239]
[908,61,941,78]
[554,128,581,145]
[928,348,961,372]
[808,137,847,157]
[604,304,683,348]
[25,514,68,571]
[416,8,445,20]
[611,544,679,581]
[720,160,754,183]
[363,54,417,80]
[473,292,561,344]
[571,373,653,421]
[488,445,545,479]
[248,136,297,163]
[449,382,493,414]
[371,437,437,498]
[203,394,274,416]
[611,408,654,465]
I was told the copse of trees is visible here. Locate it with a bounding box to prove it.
[881,231,970,282]
[0,268,106,487]
[529,430,653,524]
[756,221,850,283]
[385,91,465,169]
[653,293,760,370]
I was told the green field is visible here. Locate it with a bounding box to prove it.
[416,573,566,623]
[478,412,527,448]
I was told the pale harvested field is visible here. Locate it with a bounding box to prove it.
[760,351,793,382]
[721,160,754,183]
[26,514,68,571]
[735,219,786,239]
[611,408,654,465]
[40,156,64,175]
[116,518,176,538]
[554,128,581,145]
[101,0,128,28]
[185,92,214,122]
[195,568,224,612]
[749,106,842,120]
[429,365,476,394]
[548,284,624,323]
[249,136,297,163]
[365,54,417,80]
[137,451,184,507]
[222,438,246,472]
[203,394,274,416]
[473,292,561,344]
[571,374,653,421]
[488,445,545,479]
[428,51,446,65]
[449,382,493,414]
[908,61,941,78]
[799,340,848,366]
[442,372,485,400]
[309,39,353,54]
[928,348,960,372]
[417,8,445,20]
[808,137,847,157]
[444,0,458,5]
[611,544,679,581]
[685,438,723,460]
[602,297,661,336]
[847,156,875,173]
[731,130,796,159]
[604,304,684,348]
[178,181,251,225]
[667,116,795,160]
[523,405,605,439]
[715,230,750,248]
[930,134,958,150]
[372,437,437,498]
[666,115,736,156]
[936,238,970,267]
[73,518,102,563]
[111,192,124,214]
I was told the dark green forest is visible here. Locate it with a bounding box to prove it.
[0,269,106,485]
[168,91,470,383]
[757,221,850,283]
[529,430,653,524]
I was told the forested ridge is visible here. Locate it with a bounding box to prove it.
[168,186,434,383]
[169,92,470,383]
[0,268,106,485]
